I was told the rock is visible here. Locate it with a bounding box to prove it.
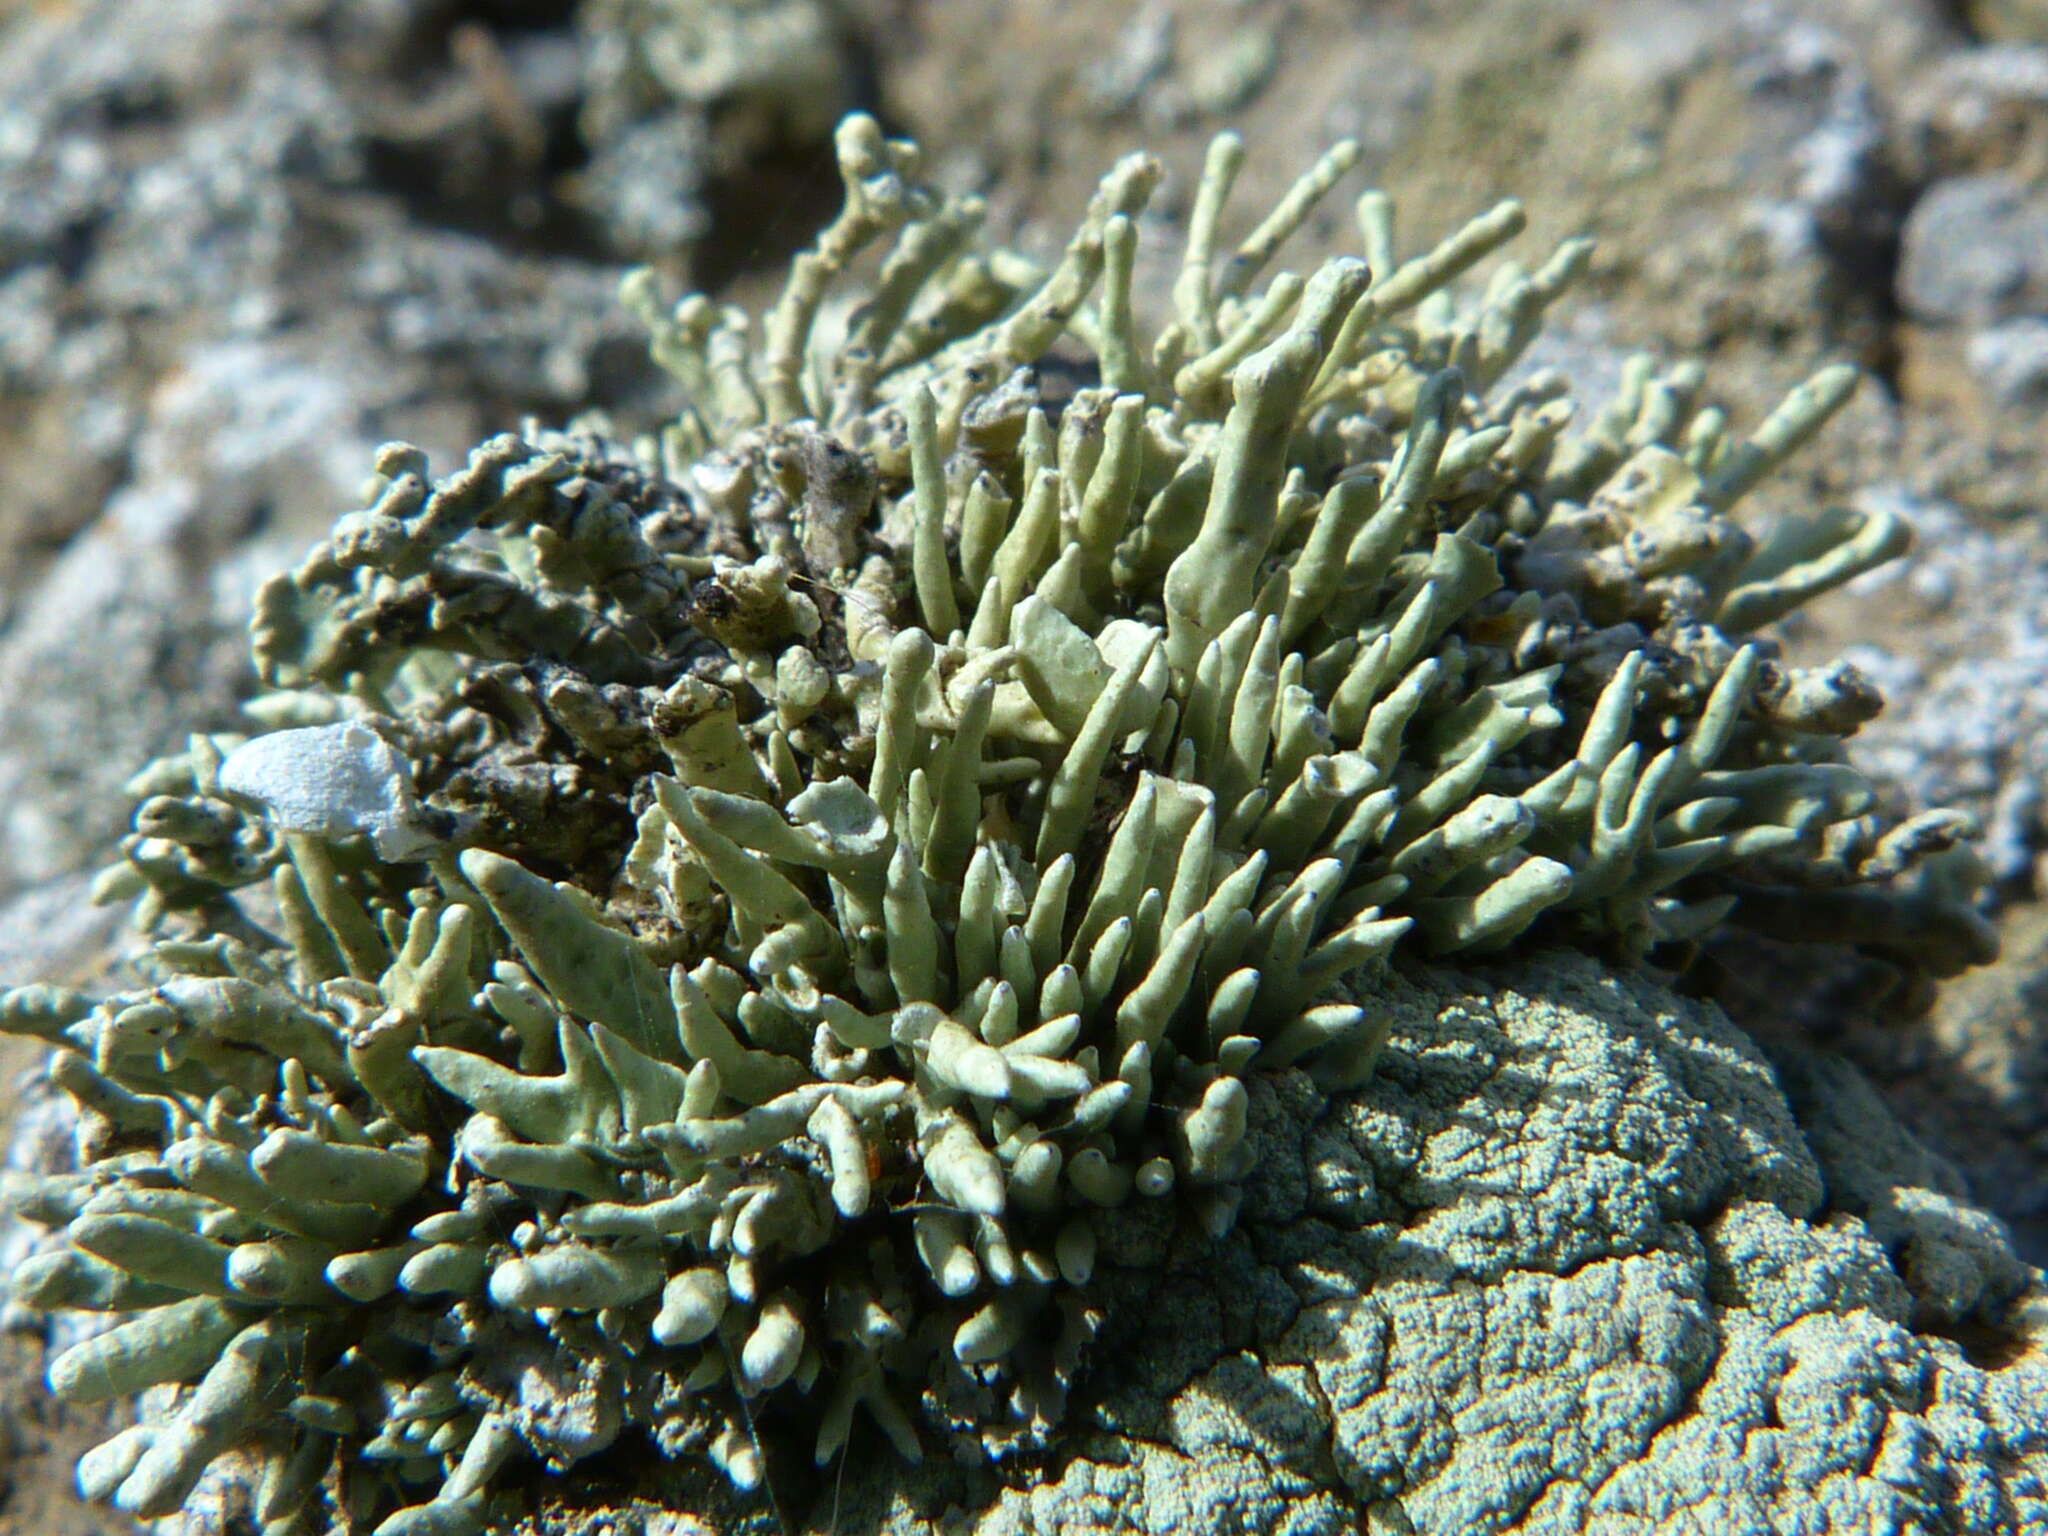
[1899,173,2048,326]
[1967,316,2048,404]
[1898,45,2048,183]
[1970,0,2048,46]
[1885,150,2048,516]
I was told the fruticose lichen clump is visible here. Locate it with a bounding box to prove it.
[0,116,1990,1535]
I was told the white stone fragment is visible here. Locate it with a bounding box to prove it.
[218,721,434,860]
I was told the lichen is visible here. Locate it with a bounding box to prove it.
[0,115,1990,1535]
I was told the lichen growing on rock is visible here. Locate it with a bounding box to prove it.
[0,115,1991,1535]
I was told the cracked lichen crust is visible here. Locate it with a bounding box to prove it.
[0,116,1993,1533]
[598,956,2042,1535]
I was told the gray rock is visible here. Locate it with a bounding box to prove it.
[1899,45,2048,184]
[1899,173,2048,326]
[1968,317,2048,404]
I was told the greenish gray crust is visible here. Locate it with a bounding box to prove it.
[0,115,1994,1535]
[581,954,2041,1536]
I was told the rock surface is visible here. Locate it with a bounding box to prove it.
[1900,173,2048,327]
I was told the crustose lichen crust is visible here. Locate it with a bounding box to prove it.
[0,114,1989,1535]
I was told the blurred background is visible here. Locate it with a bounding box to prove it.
[0,1,2044,1527]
